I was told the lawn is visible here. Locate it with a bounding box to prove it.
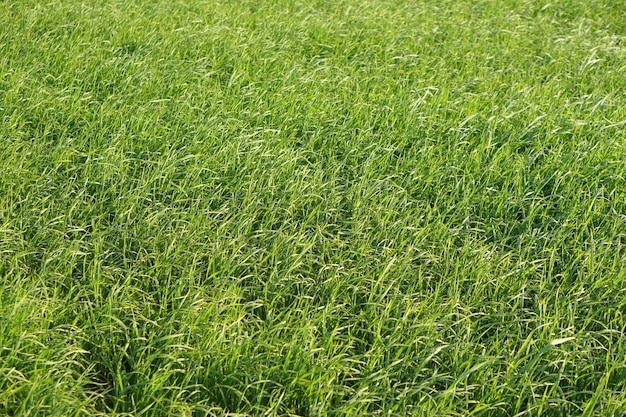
[1,0,625,415]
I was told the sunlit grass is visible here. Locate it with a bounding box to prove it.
[1,0,625,415]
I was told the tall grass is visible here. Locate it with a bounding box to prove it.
[1,0,625,415]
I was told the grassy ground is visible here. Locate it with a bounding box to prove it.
[1,0,625,415]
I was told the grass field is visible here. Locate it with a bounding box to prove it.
[1,0,626,415]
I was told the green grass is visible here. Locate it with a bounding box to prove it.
[1,0,625,415]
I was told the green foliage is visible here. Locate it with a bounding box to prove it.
[1,0,625,415]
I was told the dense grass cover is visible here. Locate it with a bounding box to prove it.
[1,0,625,415]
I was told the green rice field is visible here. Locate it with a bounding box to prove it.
[1,0,625,415]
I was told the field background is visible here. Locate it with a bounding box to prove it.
[1,0,625,415]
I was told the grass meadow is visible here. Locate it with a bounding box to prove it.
[1,0,626,415]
